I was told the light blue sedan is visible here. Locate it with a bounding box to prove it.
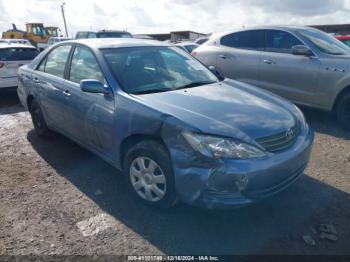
[17,39,314,209]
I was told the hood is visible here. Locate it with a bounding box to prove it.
[323,54,350,64]
[133,80,297,141]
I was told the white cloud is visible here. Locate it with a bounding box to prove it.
[246,0,345,16]
[0,0,349,38]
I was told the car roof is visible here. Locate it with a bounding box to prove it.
[176,42,199,47]
[211,25,315,39]
[76,30,131,34]
[250,25,311,31]
[2,38,28,40]
[49,37,71,40]
[97,30,130,33]
[0,43,36,49]
[62,38,169,49]
[1,39,30,42]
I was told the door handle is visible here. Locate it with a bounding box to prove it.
[263,59,275,65]
[63,90,71,97]
[33,77,40,83]
[219,54,231,59]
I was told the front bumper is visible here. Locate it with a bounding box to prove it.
[168,128,314,209]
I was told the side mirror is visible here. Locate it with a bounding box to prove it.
[208,66,225,81]
[292,45,313,56]
[80,79,111,95]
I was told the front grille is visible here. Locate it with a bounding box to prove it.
[256,125,299,152]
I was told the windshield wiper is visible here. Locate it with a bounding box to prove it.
[330,53,345,55]
[175,81,217,90]
[132,81,217,94]
[132,88,171,95]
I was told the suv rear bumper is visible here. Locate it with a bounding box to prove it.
[0,76,18,89]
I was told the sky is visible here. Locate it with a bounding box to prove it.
[0,0,349,37]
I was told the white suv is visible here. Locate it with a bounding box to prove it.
[0,43,39,90]
[193,26,350,129]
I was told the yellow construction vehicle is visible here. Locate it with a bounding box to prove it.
[45,26,60,37]
[2,23,53,47]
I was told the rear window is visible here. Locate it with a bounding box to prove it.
[0,48,39,61]
[88,32,97,38]
[97,32,132,38]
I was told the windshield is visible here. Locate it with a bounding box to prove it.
[184,44,199,53]
[32,25,48,36]
[103,46,218,94]
[299,29,350,55]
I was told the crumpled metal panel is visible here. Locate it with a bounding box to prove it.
[161,115,314,209]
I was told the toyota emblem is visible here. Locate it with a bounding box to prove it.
[286,128,294,141]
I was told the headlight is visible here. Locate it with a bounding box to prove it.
[182,132,266,159]
[294,105,308,132]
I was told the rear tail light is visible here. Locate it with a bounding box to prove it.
[191,51,198,57]
[0,62,5,69]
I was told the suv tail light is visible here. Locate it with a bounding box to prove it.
[0,62,5,69]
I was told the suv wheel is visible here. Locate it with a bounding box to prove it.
[123,140,177,208]
[30,100,51,137]
[336,92,350,131]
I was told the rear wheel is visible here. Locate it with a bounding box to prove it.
[336,92,350,131]
[123,140,177,208]
[30,100,51,137]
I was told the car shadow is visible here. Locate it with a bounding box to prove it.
[27,130,350,255]
[300,106,350,140]
[0,90,25,115]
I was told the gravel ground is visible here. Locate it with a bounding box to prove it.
[0,90,349,257]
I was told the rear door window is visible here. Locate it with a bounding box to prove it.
[0,48,39,61]
[221,30,264,50]
[38,45,71,78]
[265,30,303,54]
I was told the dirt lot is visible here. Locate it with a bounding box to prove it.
[0,90,349,257]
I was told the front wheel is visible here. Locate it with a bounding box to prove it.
[336,92,350,131]
[123,140,177,208]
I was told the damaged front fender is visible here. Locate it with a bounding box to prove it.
[160,116,251,208]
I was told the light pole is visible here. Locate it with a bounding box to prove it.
[61,2,68,37]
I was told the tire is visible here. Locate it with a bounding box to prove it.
[336,92,350,131]
[123,140,177,208]
[29,100,51,137]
